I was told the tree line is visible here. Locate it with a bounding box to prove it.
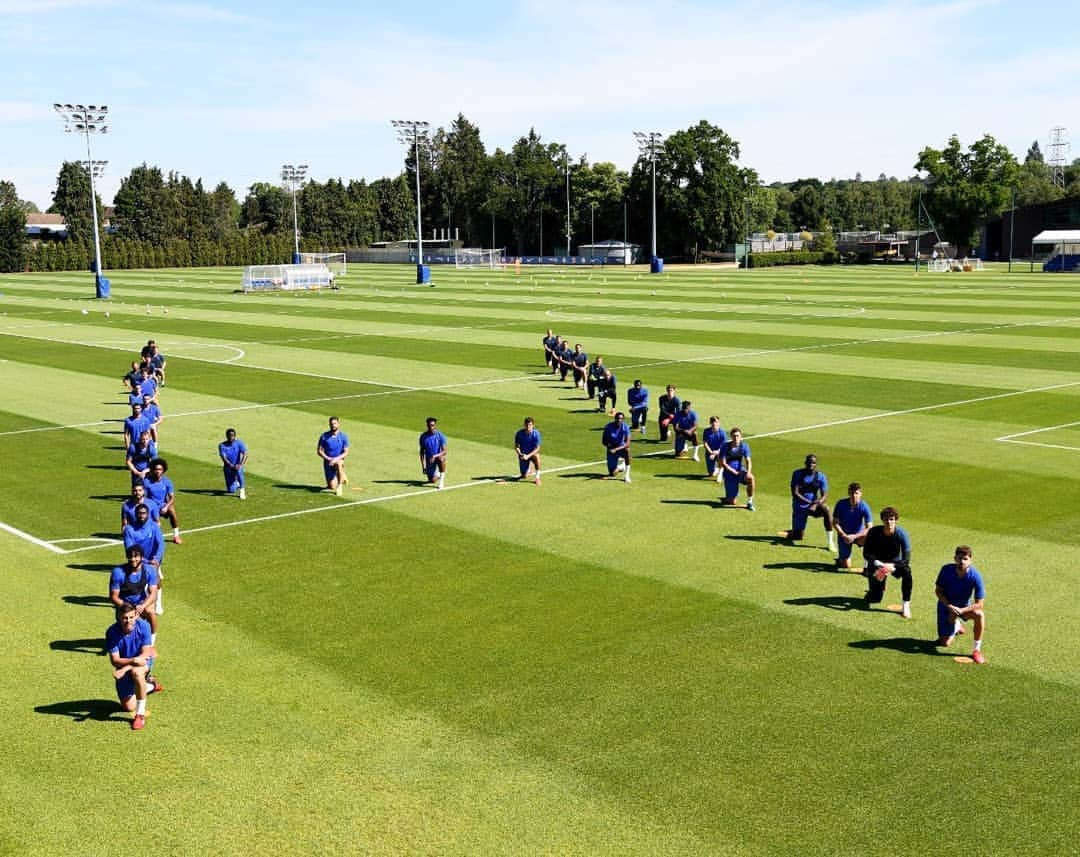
[2,115,1079,273]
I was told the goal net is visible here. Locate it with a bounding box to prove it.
[243,264,336,293]
[300,252,346,277]
[455,248,504,269]
[928,257,983,273]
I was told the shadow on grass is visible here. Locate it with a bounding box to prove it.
[574,410,607,416]
[784,595,872,611]
[34,699,126,723]
[848,637,950,657]
[372,479,428,487]
[178,488,226,496]
[653,473,710,481]
[67,563,115,573]
[272,483,328,493]
[763,560,841,573]
[89,494,130,502]
[724,534,791,546]
[559,472,611,480]
[85,463,127,471]
[471,475,514,482]
[89,531,121,540]
[62,595,113,608]
[50,638,106,655]
[660,499,724,509]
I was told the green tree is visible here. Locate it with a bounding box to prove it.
[0,181,28,272]
[372,175,414,243]
[49,161,103,244]
[209,182,240,242]
[112,164,175,243]
[1015,158,1064,207]
[239,182,291,233]
[915,134,1018,255]
[429,114,489,246]
[487,129,563,255]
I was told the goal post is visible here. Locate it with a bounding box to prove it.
[299,252,346,277]
[455,248,504,269]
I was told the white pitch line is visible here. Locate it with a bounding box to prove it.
[996,439,1080,452]
[994,420,1080,441]
[751,380,1080,438]
[56,448,686,554]
[0,329,413,391]
[0,520,68,554]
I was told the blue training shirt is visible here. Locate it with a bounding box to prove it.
[123,520,165,566]
[602,421,630,450]
[791,468,828,505]
[419,430,448,458]
[723,441,751,471]
[219,439,248,467]
[143,475,174,507]
[935,564,985,605]
[515,428,541,455]
[833,498,872,534]
[627,386,650,409]
[703,426,728,452]
[319,430,349,459]
[121,497,159,527]
[106,617,153,659]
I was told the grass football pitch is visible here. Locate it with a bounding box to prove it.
[0,262,1077,855]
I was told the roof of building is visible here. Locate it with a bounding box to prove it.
[1031,229,1080,243]
[24,213,65,226]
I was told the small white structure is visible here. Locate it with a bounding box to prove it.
[243,263,336,293]
[578,240,641,265]
[455,248,504,269]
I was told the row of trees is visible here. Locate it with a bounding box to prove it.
[3,117,1080,272]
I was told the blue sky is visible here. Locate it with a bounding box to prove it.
[3,0,1078,210]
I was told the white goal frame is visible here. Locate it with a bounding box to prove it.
[455,248,504,269]
[300,252,346,277]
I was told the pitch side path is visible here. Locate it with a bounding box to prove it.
[1,264,1077,855]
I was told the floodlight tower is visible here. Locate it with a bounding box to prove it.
[1048,127,1069,189]
[634,131,663,273]
[392,119,431,284]
[281,163,308,263]
[53,103,110,298]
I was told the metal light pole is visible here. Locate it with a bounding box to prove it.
[1008,186,1016,273]
[634,131,662,273]
[53,103,109,298]
[565,152,572,258]
[392,119,431,284]
[590,202,596,247]
[281,163,308,264]
[915,186,922,274]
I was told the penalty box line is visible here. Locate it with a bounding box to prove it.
[38,382,1080,555]
[995,420,1080,453]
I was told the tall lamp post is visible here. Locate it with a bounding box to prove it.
[53,103,110,298]
[281,163,308,264]
[392,119,431,285]
[634,130,663,274]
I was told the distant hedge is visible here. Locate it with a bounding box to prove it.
[747,250,839,268]
[24,233,299,273]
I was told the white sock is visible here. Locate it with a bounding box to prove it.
[173,527,180,539]
[151,633,157,645]
[623,465,631,483]
[955,619,964,633]
[973,639,982,651]
[136,698,147,715]
[902,601,911,613]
